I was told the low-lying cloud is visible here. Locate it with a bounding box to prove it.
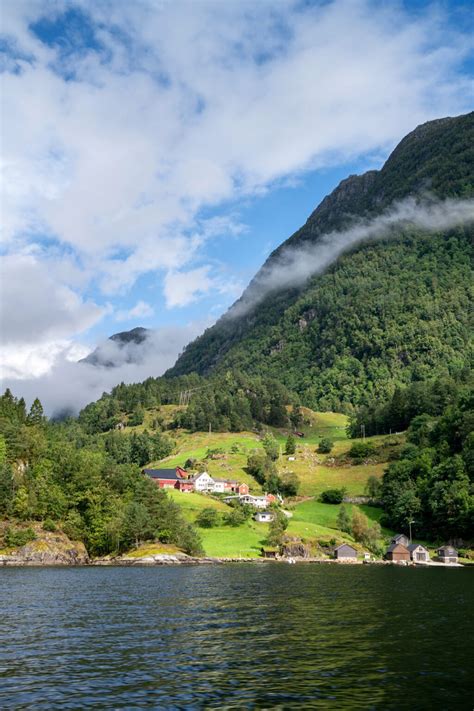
[1,323,206,417]
[228,197,474,318]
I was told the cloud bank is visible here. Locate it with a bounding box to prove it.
[228,197,474,317]
[1,324,205,417]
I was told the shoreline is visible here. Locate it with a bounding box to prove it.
[0,554,465,568]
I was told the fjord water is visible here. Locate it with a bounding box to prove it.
[1,565,473,709]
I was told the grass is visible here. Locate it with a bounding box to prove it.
[289,498,394,537]
[199,523,267,558]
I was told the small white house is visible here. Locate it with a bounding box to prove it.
[254,511,274,523]
[408,543,430,563]
[192,472,215,492]
[211,480,226,493]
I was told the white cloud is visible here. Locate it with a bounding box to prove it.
[1,323,208,416]
[164,266,214,308]
[0,252,106,347]
[0,0,472,380]
[115,300,154,322]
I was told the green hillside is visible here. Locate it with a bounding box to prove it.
[168,112,474,411]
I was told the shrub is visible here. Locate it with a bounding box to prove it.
[196,508,220,528]
[321,488,346,504]
[317,438,334,454]
[348,442,375,462]
[43,518,57,532]
[4,526,36,548]
[223,508,247,527]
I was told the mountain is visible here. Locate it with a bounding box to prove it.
[168,113,474,411]
[81,327,152,367]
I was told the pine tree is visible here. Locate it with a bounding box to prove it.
[27,398,45,426]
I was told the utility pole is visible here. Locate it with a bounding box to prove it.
[408,520,415,543]
[361,424,366,440]
[209,422,212,434]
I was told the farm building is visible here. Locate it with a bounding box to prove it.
[408,544,430,563]
[192,472,216,491]
[254,511,274,523]
[436,546,458,564]
[391,533,410,548]
[385,543,410,562]
[334,543,357,560]
[143,467,187,489]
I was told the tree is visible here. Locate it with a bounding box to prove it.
[317,437,333,454]
[196,508,220,528]
[365,475,382,501]
[290,405,304,429]
[336,505,351,533]
[223,508,247,527]
[124,501,151,546]
[266,511,288,546]
[27,398,45,426]
[13,486,31,520]
[285,434,296,455]
[262,433,279,461]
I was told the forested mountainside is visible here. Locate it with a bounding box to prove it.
[168,113,474,411]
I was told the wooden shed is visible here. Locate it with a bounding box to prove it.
[334,543,357,560]
[436,546,458,564]
[385,543,410,562]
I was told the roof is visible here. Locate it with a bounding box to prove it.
[438,546,457,554]
[256,510,273,516]
[143,468,179,480]
[335,543,357,552]
[408,543,427,552]
[387,543,409,553]
[392,534,408,542]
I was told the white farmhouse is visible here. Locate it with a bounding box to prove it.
[192,472,215,492]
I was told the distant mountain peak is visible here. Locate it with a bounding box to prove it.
[81,327,152,367]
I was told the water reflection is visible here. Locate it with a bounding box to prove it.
[0,565,473,708]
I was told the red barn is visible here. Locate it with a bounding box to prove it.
[143,467,188,489]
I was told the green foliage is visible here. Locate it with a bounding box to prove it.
[196,507,221,528]
[317,437,333,454]
[336,505,352,534]
[380,382,473,540]
[4,526,36,547]
[43,518,57,532]
[321,488,346,504]
[223,507,247,527]
[285,433,296,455]
[0,389,203,557]
[266,510,289,546]
[262,433,279,461]
[351,510,382,553]
[364,475,382,501]
[349,442,375,463]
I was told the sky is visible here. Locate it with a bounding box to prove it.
[0,0,473,412]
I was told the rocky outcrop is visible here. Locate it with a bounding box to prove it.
[0,530,89,566]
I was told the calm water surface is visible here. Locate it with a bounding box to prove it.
[0,564,473,709]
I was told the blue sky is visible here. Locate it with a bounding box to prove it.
[0,0,473,410]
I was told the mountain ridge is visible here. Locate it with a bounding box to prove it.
[166,112,474,410]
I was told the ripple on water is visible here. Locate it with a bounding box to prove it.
[0,565,473,709]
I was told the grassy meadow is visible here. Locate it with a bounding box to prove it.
[140,409,402,557]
